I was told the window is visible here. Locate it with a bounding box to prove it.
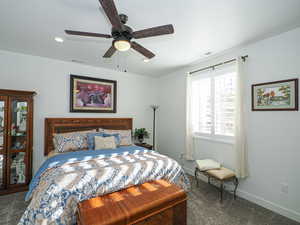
[190,66,236,140]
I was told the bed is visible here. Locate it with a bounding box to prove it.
[19,118,190,225]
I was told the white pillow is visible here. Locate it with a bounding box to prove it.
[196,159,221,171]
[94,136,117,150]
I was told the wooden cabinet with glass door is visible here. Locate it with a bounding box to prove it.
[0,89,36,195]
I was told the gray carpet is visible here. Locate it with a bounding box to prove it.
[187,176,300,225]
[0,192,28,225]
[0,177,299,225]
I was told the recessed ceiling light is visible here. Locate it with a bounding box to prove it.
[55,37,64,43]
[143,58,150,63]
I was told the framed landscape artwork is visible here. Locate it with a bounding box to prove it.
[252,78,298,111]
[70,75,117,113]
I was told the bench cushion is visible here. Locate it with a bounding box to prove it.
[206,167,236,180]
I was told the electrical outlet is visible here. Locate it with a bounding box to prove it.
[281,183,289,194]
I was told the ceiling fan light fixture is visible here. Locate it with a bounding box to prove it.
[55,37,64,43]
[65,0,174,59]
[114,39,131,52]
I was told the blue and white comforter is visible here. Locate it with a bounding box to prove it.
[19,146,190,225]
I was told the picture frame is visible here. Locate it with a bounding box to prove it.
[252,78,298,111]
[70,74,117,113]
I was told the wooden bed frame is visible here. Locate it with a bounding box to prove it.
[44,118,133,156]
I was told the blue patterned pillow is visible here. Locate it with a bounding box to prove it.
[53,133,85,153]
[53,130,96,153]
[100,129,132,146]
[87,132,121,149]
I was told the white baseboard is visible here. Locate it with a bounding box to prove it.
[237,189,300,223]
[183,166,300,223]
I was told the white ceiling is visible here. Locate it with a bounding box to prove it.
[0,0,300,76]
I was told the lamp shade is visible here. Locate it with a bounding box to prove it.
[114,40,131,52]
[150,105,159,110]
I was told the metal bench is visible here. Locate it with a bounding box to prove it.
[195,167,239,203]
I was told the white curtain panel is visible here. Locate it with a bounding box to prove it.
[234,57,249,178]
[185,74,194,160]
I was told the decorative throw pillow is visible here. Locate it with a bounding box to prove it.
[196,159,221,171]
[87,132,121,149]
[101,129,132,146]
[94,136,117,150]
[53,129,96,153]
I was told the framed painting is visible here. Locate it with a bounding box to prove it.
[252,78,298,111]
[70,75,117,113]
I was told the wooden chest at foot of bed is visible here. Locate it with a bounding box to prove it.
[77,180,187,225]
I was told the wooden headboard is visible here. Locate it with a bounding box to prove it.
[44,118,132,156]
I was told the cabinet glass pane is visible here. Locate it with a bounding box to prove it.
[10,152,26,184]
[0,101,5,151]
[0,154,3,187]
[11,101,27,150]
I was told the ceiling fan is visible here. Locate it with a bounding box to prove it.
[65,0,174,59]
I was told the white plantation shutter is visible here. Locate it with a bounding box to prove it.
[191,77,212,134]
[190,64,236,138]
[214,72,236,136]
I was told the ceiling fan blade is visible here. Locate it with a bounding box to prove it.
[131,41,155,59]
[103,45,116,58]
[65,30,111,38]
[98,0,122,30]
[133,24,174,39]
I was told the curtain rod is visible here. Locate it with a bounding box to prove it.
[189,55,248,75]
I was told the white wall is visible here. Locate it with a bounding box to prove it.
[156,27,300,222]
[0,50,157,172]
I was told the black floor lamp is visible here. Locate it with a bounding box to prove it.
[150,105,159,149]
